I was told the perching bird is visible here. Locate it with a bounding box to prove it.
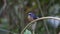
[27,12,39,34]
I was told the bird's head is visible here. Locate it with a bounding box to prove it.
[27,12,38,21]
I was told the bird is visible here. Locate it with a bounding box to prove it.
[27,12,39,34]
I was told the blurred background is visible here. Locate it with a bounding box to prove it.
[0,0,60,34]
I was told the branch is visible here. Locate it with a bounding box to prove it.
[21,16,60,34]
[36,0,50,34]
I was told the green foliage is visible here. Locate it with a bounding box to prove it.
[55,0,60,3]
[24,29,32,34]
[39,0,49,6]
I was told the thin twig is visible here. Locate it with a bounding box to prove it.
[36,0,50,34]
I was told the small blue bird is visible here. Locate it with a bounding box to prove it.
[27,12,39,34]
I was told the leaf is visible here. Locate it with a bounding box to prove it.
[24,29,32,34]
